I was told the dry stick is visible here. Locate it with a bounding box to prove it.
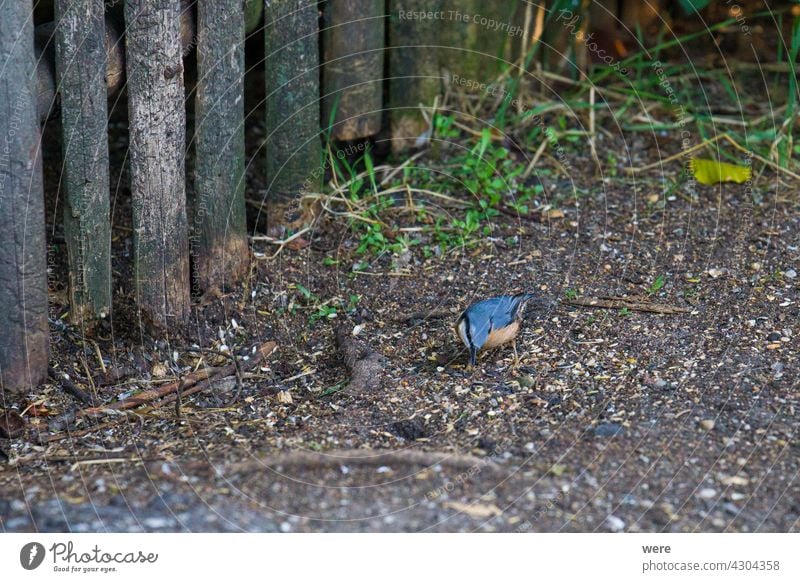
[36,418,129,444]
[48,368,96,406]
[522,138,549,179]
[78,341,277,417]
[335,327,385,394]
[565,297,689,314]
[589,86,601,176]
[38,343,278,443]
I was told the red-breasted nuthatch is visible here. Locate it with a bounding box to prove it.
[455,293,535,366]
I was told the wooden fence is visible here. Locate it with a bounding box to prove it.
[0,0,523,394]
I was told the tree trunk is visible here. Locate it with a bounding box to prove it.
[54,0,112,323]
[264,0,323,198]
[125,0,190,327]
[388,0,442,153]
[193,0,250,295]
[0,1,49,394]
[322,0,384,141]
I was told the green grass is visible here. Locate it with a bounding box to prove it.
[647,275,666,297]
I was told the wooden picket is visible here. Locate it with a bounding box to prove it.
[124,0,191,326]
[322,0,385,141]
[194,0,249,293]
[0,1,49,394]
[264,0,323,199]
[54,0,113,322]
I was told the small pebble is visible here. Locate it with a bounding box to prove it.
[697,488,717,500]
[594,423,624,438]
[784,269,797,279]
[767,332,782,342]
[606,515,626,532]
[699,419,715,431]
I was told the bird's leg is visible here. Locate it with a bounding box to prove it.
[512,340,520,368]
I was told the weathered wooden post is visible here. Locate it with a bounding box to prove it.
[125,0,190,326]
[388,0,442,152]
[54,0,112,322]
[264,0,323,198]
[0,1,49,394]
[245,0,264,34]
[322,0,385,141]
[193,0,250,294]
[438,0,519,81]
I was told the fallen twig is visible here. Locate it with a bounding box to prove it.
[78,341,277,418]
[35,417,132,444]
[48,367,96,405]
[335,326,385,394]
[565,296,690,314]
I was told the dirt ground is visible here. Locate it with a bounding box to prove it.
[2,118,798,532]
[2,7,799,531]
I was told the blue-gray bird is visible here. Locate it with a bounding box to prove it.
[455,293,535,366]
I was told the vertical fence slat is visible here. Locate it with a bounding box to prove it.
[265,0,323,198]
[54,0,112,322]
[388,0,442,153]
[0,1,49,393]
[193,0,249,293]
[125,0,190,326]
[245,0,263,34]
[439,0,517,81]
[322,0,384,141]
